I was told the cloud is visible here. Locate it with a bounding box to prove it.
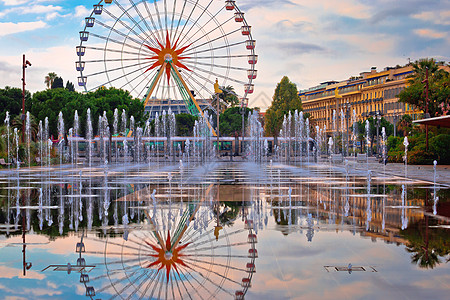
[0,265,46,280]
[74,5,90,18]
[238,0,299,11]
[0,4,62,18]
[413,29,446,39]
[276,41,327,55]
[412,10,450,25]
[0,21,47,37]
[1,0,27,5]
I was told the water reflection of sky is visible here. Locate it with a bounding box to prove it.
[0,162,448,299]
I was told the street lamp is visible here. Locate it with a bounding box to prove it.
[22,54,31,142]
[422,66,430,151]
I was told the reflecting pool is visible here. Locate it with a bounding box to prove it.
[0,161,448,299]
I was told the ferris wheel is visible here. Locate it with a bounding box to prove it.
[76,0,257,128]
[77,205,258,299]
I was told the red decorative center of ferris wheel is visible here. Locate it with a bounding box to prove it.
[144,231,190,282]
[144,32,191,84]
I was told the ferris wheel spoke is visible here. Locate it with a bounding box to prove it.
[90,238,142,252]
[186,63,247,85]
[176,0,215,48]
[89,264,142,282]
[90,62,152,91]
[173,0,200,45]
[189,228,247,248]
[125,271,155,300]
[176,265,209,300]
[194,54,249,59]
[84,60,150,78]
[163,0,169,34]
[90,32,148,54]
[183,75,213,101]
[84,250,142,257]
[170,272,184,300]
[112,0,153,44]
[187,253,249,258]
[185,256,248,273]
[184,14,235,50]
[172,0,188,43]
[152,0,165,34]
[113,269,149,299]
[103,7,152,48]
[185,40,246,56]
[190,60,248,71]
[137,269,161,300]
[97,268,146,295]
[102,256,144,266]
[181,262,237,295]
[169,0,177,41]
[173,269,194,300]
[184,241,249,253]
[125,66,159,95]
[84,46,144,57]
[83,57,143,64]
[127,236,154,251]
[95,19,153,49]
[129,0,161,47]
[186,27,240,53]
[141,0,163,43]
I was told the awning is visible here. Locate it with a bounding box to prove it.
[413,115,450,128]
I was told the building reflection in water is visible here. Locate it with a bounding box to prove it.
[0,163,448,298]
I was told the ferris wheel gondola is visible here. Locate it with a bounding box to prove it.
[76,0,257,131]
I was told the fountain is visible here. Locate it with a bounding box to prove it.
[403,136,409,178]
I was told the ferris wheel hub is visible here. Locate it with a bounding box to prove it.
[164,53,173,62]
[164,251,173,261]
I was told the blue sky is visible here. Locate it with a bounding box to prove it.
[0,0,449,109]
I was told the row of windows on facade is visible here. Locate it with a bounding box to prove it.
[304,83,405,102]
[305,86,405,112]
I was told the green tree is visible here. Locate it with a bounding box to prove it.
[398,58,450,117]
[51,76,64,89]
[175,113,198,136]
[0,86,31,122]
[44,72,57,89]
[219,107,252,136]
[219,85,239,107]
[264,76,302,137]
[28,87,146,138]
[65,81,75,92]
[397,114,413,137]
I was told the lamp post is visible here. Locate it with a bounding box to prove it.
[422,66,430,151]
[393,113,397,137]
[22,54,31,142]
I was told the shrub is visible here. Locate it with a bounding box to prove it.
[408,149,436,165]
[430,134,450,164]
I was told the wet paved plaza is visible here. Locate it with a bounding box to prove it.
[0,161,448,299]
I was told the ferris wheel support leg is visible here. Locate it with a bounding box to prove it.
[171,66,217,137]
[170,184,214,251]
[143,209,167,252]
[143,62,167,108]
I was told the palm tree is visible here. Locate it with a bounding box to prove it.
[44,72,58,89]
[219,85,239,107]
[11,114,39,141]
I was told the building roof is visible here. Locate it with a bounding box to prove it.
[413,115,450,128]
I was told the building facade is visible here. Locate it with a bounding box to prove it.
[300,65,420,134]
